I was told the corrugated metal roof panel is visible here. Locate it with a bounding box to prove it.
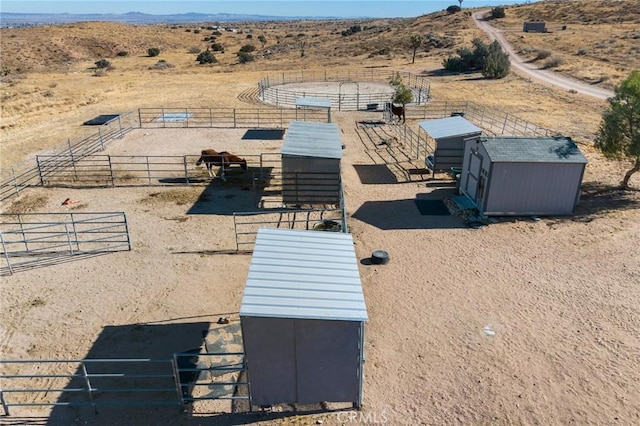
[419,116,482,139]
[281,121,343,159]
[483,137,588,163]
[240,228,368,322]
[295,97,332,109]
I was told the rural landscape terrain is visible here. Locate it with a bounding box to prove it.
[1,0,639,424]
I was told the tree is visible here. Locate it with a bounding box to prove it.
[410,34,424,64]
[482,41,510,79]
[258,34,267,48]
[389,73,413,106]
[594,70,640,188]
[458,0,463,8]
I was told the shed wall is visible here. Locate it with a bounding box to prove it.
[433,133,481,171]
[282,156,341,205]
[485,162,584,215]
[242,316,362,406]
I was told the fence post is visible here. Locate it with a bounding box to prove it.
[146,156,152,185]
[11,167,19,196]
[171,354,186,412]
[69,213,80,252]
[117,115,124,138]
[184,156,189,185]
[0,387,9,416]
[99,128,105,151]
[80,361,98,414]
[138,109,142,128]
[36,156,44,186]
[65,224,74,255]
[0,232,13,276]
[108,155,115,187]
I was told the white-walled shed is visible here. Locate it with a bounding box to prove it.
[240,228,367,408]
[459,136,587,216]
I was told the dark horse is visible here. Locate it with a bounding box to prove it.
[195,149,248,181]
[386,102,406,123]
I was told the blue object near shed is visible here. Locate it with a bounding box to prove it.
[459,136,588,216]
[240,228,367,409]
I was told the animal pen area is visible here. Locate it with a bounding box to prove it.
[3,72,636,424]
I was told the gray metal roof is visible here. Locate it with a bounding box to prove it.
[419,116,482,139]
[482,137,588,163]
[295,97,332,109]
[240,228,368,322]
[281,121,343,159]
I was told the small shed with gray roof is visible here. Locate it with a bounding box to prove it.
[459,136,588,216]
[295,97,332,123]
[281,121,343,206]
[240,227,367,408]
[419,116,483,176]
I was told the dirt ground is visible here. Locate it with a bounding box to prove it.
[1,94,640,425]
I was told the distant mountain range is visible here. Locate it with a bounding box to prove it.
[0,11,347,26]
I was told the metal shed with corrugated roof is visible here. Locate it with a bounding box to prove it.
[419,116,483,176]
[459,136,588,216]
[281,121,343,206]
[295,97,332,123]
[240,227,367,408]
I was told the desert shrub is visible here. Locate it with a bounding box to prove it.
[237,52,254,63]
[196,50,217,64]
[212,30,222,36]
[491,6,505,18]
[534,49,552,60]
[147,48,160,57]
[116,51,128,57]
[577,48,588,55]
[239,44,256,53]
[193,29,201,34]
[152,61,174,69]
[442,55,466,72]
[543,56,565,68]
[341,25,362,37]
[185,29,191,32]
[246,34,253,39]
[446,5,461,14]
[211,42,224,52]
[188,46,201,54]
[482,41,510,79]
[95,59,111,69]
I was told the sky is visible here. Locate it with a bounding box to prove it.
[1,0,540,19]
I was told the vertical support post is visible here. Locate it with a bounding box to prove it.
[117,115,124,138]
[99,128,105,151]
[36,156,44,186]
[108,155,115,187]
[171,354,186,412]
[183,156,189,185]
[69,213,80,252]
[123,213,132,251]
[1,388,10,416]
[80,361,98,414]
[146,156,152,185]
[138,108,142,128]
[0,232,13,275]
[11,167,19,196]
[356,321,365,410]
[17,214,28,253]
[65,224,74,255]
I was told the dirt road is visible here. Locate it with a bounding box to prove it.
[472,10,614,100]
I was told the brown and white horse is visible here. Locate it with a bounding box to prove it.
[386,102,406,123]
[195,149,248,181]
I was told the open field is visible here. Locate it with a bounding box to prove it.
[1,1,640,424]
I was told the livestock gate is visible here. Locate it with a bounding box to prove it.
[0,212,131,275]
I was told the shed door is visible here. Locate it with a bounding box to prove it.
[465,151,483,202]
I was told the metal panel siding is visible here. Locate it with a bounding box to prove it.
[419,116,482,139]
[485,162,585,215]
[281,121,343,159]
[296,320,361,404]
[242,317,297,406]
[433,135,481,171]
[240,228,368,321]
[296,97,332,109]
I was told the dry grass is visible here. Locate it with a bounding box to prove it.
[0,0,637,170]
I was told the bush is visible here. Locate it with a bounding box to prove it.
[341,25,362,37]
[482,42,510,79]
[491,7,505,18]
[196,50,217,64]
[443,55,465,72]
[246,34,253,39]
[446,5,461,14]
[237,52,254,63]
[211,42,224,52]
[95,59,111,69]
[543,56,565,68]
[116,51,128,57]
[239,44,256,53]
[534,49,552,60]
[147,48,160,57]
[193,29,201,34]
[188,46,201,54]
